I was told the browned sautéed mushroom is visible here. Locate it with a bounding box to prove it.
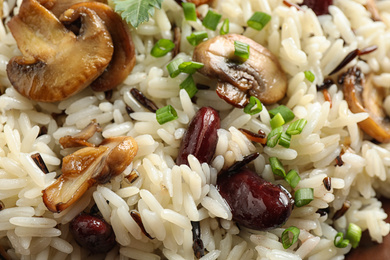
[43,0,136,92]
[193,34,287,107]
[43,135,138,213]
[6,0,114,102]
[341,66,390,143]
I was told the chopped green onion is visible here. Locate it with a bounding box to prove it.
[220,18,229,35]
[167,58,184,78]
[304,70,315,83]
[180,75,198,98]
[270,113,285,129]
[187,31,208,46]
[243,96,263,115]
[294,188,314,207]
[178,61,204,74]
[202,10,222,30]
[334,232,350,248]
[150,39,175,58]
[269,105,295,123]
[286,119,307,135]
[278,132,291,148]
[247,12,271,31]
[182,2,197,21]
[266,126,283,148]
[269,157,286,177]
[234,40,250,61]
[285,169,300,189]
[346,223,362,248]
[156,105,178,125]
[281,226,300,249]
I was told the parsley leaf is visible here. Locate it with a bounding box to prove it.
[113,0,163,28]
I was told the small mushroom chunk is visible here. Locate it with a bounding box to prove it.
[193,34,287,107]
[341,66,390,143]
[42,136,138,213]
[6,0,113,102]
[59,120,102,148]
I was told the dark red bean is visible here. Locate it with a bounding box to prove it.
[300,0,333,16]
[176,107,220,166]
[217,167,293,231]
[70,213,116,254]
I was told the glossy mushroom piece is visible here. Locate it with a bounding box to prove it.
[44,1,136,92]
[6,0,113,102]
[193,34,287,108]
[43,136,138,213]
[37,0,107,17]
[341,66,390,143]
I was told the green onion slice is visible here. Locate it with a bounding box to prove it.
[156,105,178,125]
[178,61,204,74]
[167,58,184,78]
[270,113,285,129]
[285,169,300,189]
[182,2,197,21]
[286,119,307,135]
[269,157,286,177]
[278,132,291,148]
[269,105,295,123]
[180,75,198,98]
[346,223,362,248]
[243,96,263,115]
[202,10,222,30]
[151,39,175,58]
[187,31,208,46]
[220,18,229,35]
[247,12,271,31]
[334,232,350,248]
[304,70,315,83]
[234,40,250,61]
[281,226,300,249]
[266,126,283,148]
[294,188,314,207]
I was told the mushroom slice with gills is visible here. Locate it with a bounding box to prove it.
[341,66,390,143]
[62,2,136,92]
[6,0,113,102]
[59,120,102,148]
[192,34,287,108]
[42,136,138,213]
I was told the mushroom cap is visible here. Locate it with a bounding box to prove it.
[342,66,390,143]
[64,2,136,92]
[193,34,287,107]
[43,136,138,213]
[6,0,114,102]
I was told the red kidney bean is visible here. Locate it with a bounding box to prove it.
[217,167,293,231]
[301,0,333,16]
[176,107,220,165]
[70,213,116,254]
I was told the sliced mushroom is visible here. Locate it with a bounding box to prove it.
[42,136,138,213]
[6,0,114,102]
[193,34,287,107]
[59,120,102,148]
[42,1,136,92]
[341,66,390,143]
[37,0,107,17]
